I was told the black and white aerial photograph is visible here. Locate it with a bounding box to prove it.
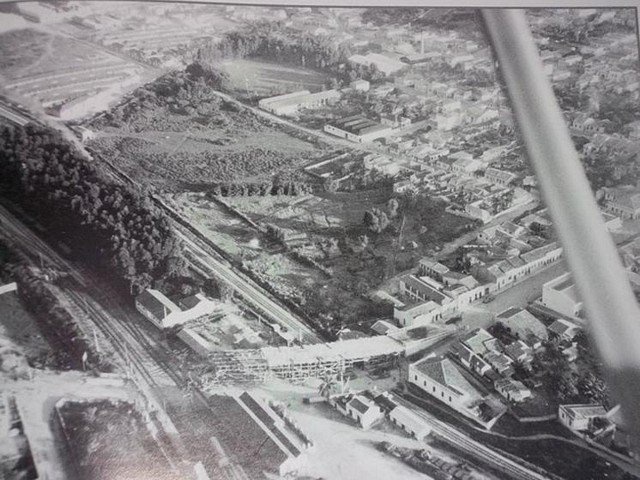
[1,2,640,480]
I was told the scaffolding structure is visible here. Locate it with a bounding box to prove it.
[206,350,270,385]
[205,336,405,385]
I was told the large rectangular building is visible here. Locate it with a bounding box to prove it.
[324,114,393,143]
[541,272,583,319]
[408,356,483,421]
[135,289,220,329]
[258,89,340,116]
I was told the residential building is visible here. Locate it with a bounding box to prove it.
[559,404,607,432]
[600,184,640,219]
[409,356,483,420]
[460,328,495,356]
[370,320,399,336]
[393,179,415,194]
[345,394,384,430]
[548,318,581,342]
[484,351,514,376]
[503,340,533,364]
[135,290,219,329]
[541,273,583,318]
[495,378,532,403]
[496,308,548,348]
[394,299,441,327]
[418,257,450,281]
[451,342,492,376]
[484,167,517,186]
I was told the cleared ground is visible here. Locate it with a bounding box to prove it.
[221,58,329,96]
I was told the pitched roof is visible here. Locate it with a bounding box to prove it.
[136,289,181,320]
[549,318,580,337]
[521,242,561,263]
[461,328,495,355]
[603,185,640,211]
[504,340,532,361]
[498,308,548,343]
[348,395,374,415]
[413,357,482,403]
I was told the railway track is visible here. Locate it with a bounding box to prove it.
[0,203,183,388]
[395,395,553,480]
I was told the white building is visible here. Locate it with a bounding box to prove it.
[258,89,340,116]
[559,404,607,432]
[135,289,219,329]
[350,79,370,92]
[409,356,483,420]
[345,394,384,429]
[541,273,583,318]
[389,405,431,440]
[348,53,406,76]
[495,378,531,403]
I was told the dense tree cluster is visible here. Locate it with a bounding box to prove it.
[0,124,182,293]
[91,64,232,131]
[361,8,481,32]
[196,23,385,84]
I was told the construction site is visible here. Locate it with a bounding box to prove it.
[202,327,454,385]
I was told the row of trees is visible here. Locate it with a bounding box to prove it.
[0,124,182,294]
[211,181,313,197]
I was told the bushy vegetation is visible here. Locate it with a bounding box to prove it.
[91,64,234,132]
[0,124,182,293]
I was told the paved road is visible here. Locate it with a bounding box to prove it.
[394,395,553,480]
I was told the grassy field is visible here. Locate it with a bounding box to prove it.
[221,58,329,96]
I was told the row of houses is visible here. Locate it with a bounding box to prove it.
[328,390,433,440]
[393,240,563,327]
[448,307,582,403]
